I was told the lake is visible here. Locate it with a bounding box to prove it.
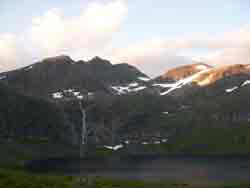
[27,154,250,182]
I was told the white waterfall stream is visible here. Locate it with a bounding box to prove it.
[79,100,87,158]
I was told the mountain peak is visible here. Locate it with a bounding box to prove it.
[159,63,212,81]
[42,55,74,64]
[91,56,104,61]
[88,56,112,66]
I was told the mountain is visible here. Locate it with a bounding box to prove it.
[0,55,148,99]
[156,63,212,82]
[2,55,250,155]
[0,55,154,148]
[157,63,250,87]
[152,63,250,96]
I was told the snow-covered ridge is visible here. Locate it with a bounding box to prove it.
[138,76,151,82]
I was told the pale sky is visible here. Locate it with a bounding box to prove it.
[0,0,250,77]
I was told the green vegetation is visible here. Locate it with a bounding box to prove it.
[3,168,250,188]
[93,147,116,157]
[166,126,250,154]
[0,169,76,188]
[80,177,250,188]
[87,177,189,188]
[138,126,250,154]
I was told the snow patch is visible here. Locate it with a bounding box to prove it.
[162,112,169,114]
[132,86,147,92]
[104,144,123,151]
[0,75,6,80]
[52,92,63,99]
[111,85,147,95]
[154,141,161,144]
[241,80,250,87]
[64,89,74,93]
[161,139,168,143]
[196,65,208,70]
[77,95,83,100]
[138,77,151,82]
[124,140,130,144]
[128,82,139,87]
[25,66,33,71]
[153,83,173,88]
[225,86,238,93]
[88,92,94,96]
[73,92,80,96]
[111,86,129,95]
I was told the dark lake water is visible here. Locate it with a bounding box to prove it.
[27,154,250,182]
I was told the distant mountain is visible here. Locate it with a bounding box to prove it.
[152,63,250,96]
[193,64,250,86]
[155,63,212,82]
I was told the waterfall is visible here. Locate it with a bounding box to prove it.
[79,100,87,158]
